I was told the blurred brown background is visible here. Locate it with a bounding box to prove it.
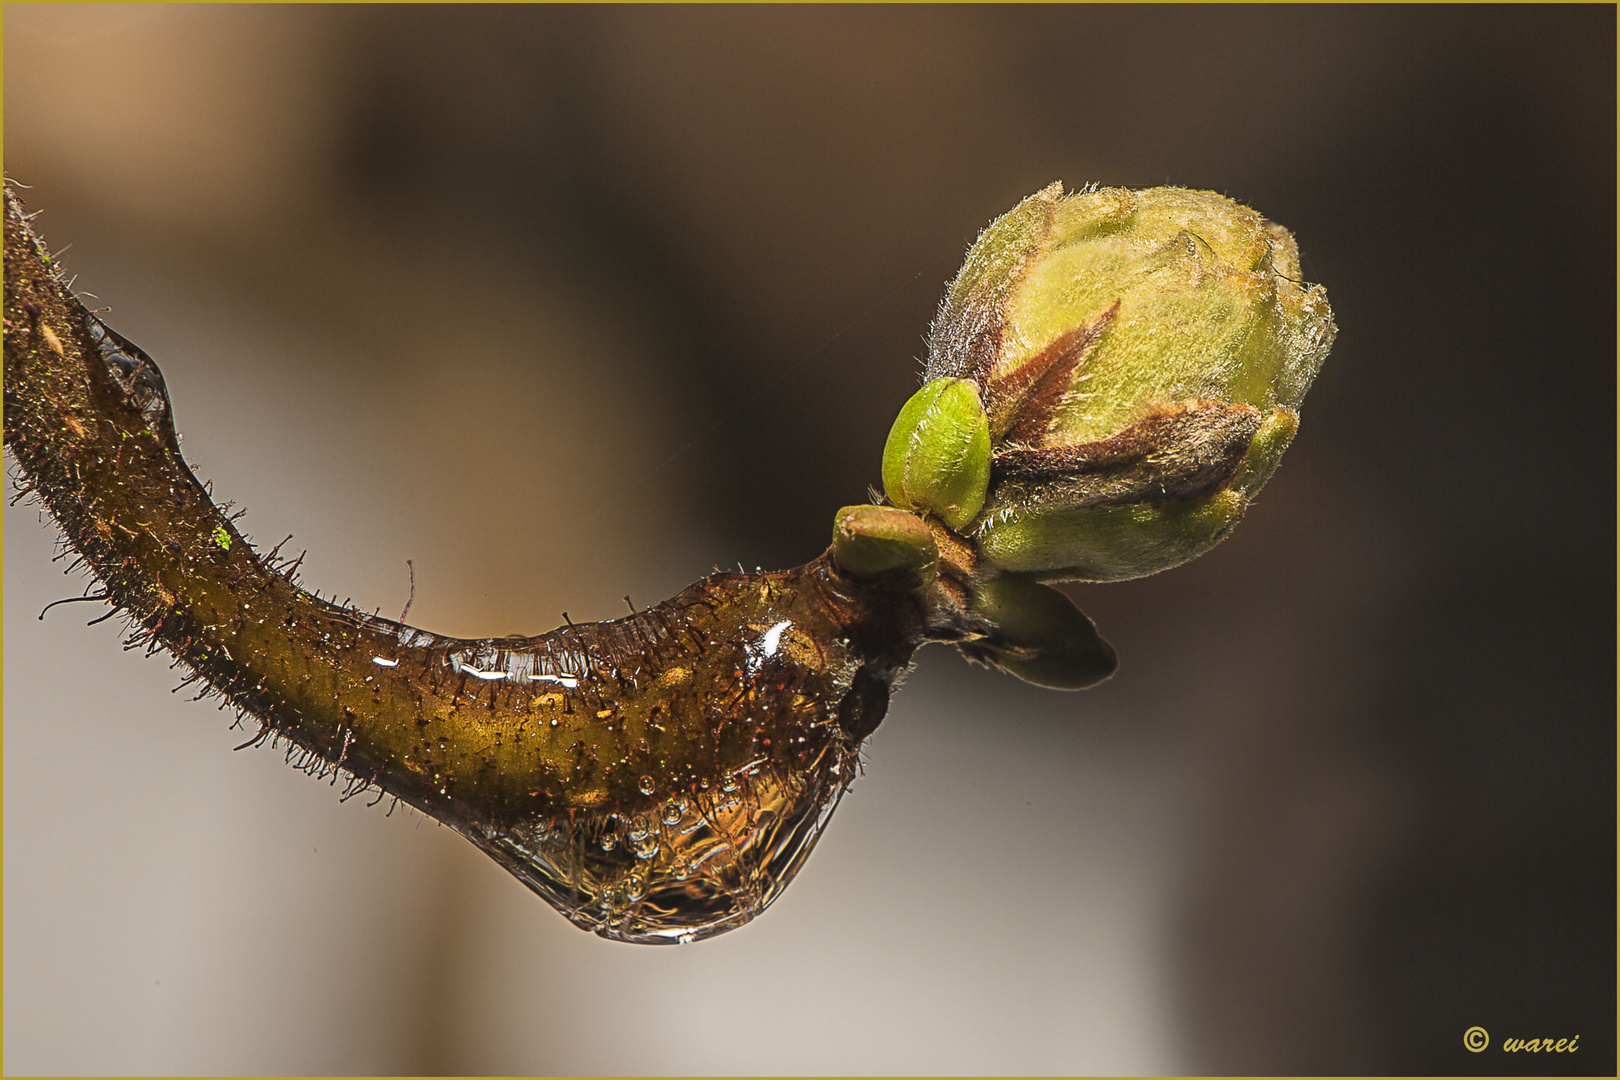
[4,5,1612,1075]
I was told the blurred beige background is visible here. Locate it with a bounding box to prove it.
[5,5,1612,1074]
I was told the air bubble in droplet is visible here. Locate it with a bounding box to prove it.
[661,797,686,826]
[638,775,656,795]
[625,874,646,901]
[600,833,617,852]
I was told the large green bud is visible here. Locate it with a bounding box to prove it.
[926,181,1334,582]
[862,182,1334,687]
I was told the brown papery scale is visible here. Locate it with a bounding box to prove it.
[2,186,934,944]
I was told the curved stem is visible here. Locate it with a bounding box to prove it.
[4,186,943,940]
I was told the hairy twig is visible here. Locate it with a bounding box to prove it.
[2,183,944,941]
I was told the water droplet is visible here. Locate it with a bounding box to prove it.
[638,775,656,795]
[464,682,857,943]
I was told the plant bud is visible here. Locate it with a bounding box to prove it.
[923,182,1335,582]
[880,376,991,530]
[963,573,1117,690]
[830,504,938,589]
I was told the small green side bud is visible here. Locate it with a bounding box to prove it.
[830,504,938,589]
[880,377,991,530]
[966,573,1117,689]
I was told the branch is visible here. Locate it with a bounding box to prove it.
[4,177,1331,942]
[2,183,932,942]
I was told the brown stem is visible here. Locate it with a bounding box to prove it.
[3,183,937,940]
